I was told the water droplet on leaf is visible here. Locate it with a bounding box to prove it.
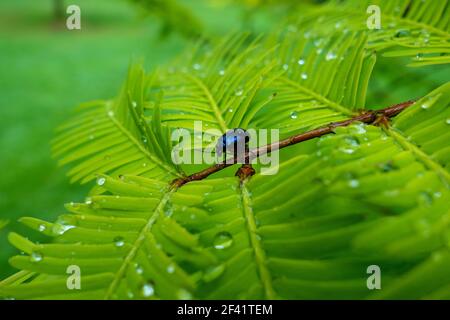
[213,231,233,249]
[142,283,155,297]
[235,88,244,96]
[97,177,106,186]
[290,111,298,119]
[30,251,43,262]
[114,236,125,247]
[135,264,144,275]
[167,264,175,274]
[326,52,337,61]
[348,179,360,188]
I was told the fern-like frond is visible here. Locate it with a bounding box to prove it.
[3,83,449,299]
[152,31,374,144]
[296,0,450,67]
[254,30,375,138]
[53,31,377,182]
[389,82,450,184]
[154,33,281,133]
[0,175,218,299]
[52,64,183,185]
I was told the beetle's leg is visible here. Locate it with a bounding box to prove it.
[373,112,391,128]
[235,164,255,181]
[235,144,255,181]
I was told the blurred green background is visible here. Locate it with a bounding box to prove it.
[0,0,448,279]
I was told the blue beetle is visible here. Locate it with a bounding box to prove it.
[216,128,251,160]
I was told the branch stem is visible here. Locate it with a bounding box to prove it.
[172,100,416,188]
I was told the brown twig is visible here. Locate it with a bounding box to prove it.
[171,100,416,188]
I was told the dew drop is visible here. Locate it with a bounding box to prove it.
[135,264,144,275]
[85,197,93,205]
[142,283,155,297]
[235,88,244,96]
[298,58,305,65]
[38,224,46,232]
[30,251,43,263]
[107,110,114,117]
[164,203,173,217]
[314,38,323,47]
[97,177,106,186]
[290,111,298,119]
[348,179,360,188]
[167,264,175,274]
[421,101,431,110]
[213,231,233,249]
[301,72,308,80]
[352,123,367,134]
[379,162,395,172]
[131,101,137,108]
[193,63,201,70]
[344,136,360,147]
[282,64,289,70]
[419,29,430,45]
[340,147,355,154]
[228,108,233,113]
[326,52,337,61]
[395,29,410,38]
[53,222,75,235]
[114,236,125,248]
[446,118,450,124]
[218,69,225,76]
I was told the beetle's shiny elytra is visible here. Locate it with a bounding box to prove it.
[216,128,251,159]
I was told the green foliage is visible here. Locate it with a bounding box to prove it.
[295,0,450,67]
[1,0,449,300]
